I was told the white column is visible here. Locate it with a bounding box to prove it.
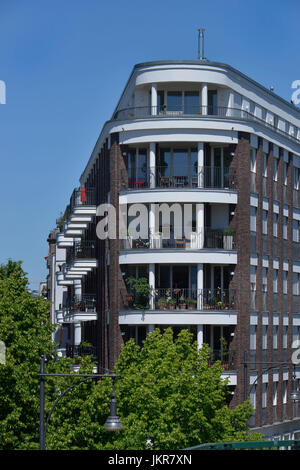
[149,142,156,188]
[149,263,155,310]
[197,325,203,350]
[74,322,81,346]
[74,279,82,298]
[197,263,203,310]
[151,83,157,115]
[149,203,157,248]
[196,203,204,249]
[201,83,208,115]
[198,142,204,188]
[228,90,234,117]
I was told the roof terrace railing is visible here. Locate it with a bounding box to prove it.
[113,105,300,144]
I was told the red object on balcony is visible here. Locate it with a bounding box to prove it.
[80,186,87,202]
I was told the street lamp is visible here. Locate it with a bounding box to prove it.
[39,355,122,450]
[290,365,300,402]
[243,351,300,402]
[104,375,123,431]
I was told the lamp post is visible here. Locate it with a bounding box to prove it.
[38,354,122,450]
[243,351,300,402]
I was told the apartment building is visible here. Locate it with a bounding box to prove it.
[47,58,300,438]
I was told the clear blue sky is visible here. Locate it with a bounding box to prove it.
[0,0,299,289]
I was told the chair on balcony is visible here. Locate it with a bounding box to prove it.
[190,175,198,188]
[175,237,186,248]
[174,176,186,188]
[158,173,172,187]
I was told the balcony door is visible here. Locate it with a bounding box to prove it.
[128,147,148,187]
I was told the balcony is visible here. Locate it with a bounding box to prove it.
[66,240,97,271]
[113,105,300,144]
[121,288,236,312]
[121,228,236,251]
[66,344,97,360]
[62,294,97,322]
[208,349,237,371]
[121,166,236,191]
[66,187,97,219]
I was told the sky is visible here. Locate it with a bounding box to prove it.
[0,0,299,289]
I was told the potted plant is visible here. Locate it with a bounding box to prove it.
[187,298,197,310]
[167,297,177,310]
[126,276,151,311]
[157,297,167,310]
[223,226,234,250]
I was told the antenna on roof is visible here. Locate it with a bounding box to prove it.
[198,28,206,61]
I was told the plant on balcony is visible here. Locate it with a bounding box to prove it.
[186,298,197,310]
[223,226,234,250]
[167,297,177,310]
[126,276,150,312]
[157,297,167,310]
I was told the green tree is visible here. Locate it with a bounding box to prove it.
[0,260,57,449]
[46,328,263,450]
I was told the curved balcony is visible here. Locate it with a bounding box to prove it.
[113,105,300,144]
[121,287,236,311]
[120,165,236,191]
[121,228,235,251]
[62,294,97,322]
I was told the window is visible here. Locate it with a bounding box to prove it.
[273,269,278,293]
[293,273,299,295]
[283,216,288,239]
[262,210,268,235]
[184,91,199,114]
[273,159,278,181]
[283,271,288,294]
[273,326,278,349]
[283,380,288,404]
[263,153,268,177]
[293,220,299,242]
[250,206,257,232]
[283,326,288,349]
[167,91,182,112]
[208,90,218,115]
[250,148,256,173]
[294,167,300,190]
[283,162,288,185]
[250,325,257,350]
[262,325,268,349]
[273,382,278,406]
[273,213,278,237]
[262,268,268,292]
[262,383,267,408]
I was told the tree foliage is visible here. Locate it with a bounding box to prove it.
[0,260,56,449]
[0,260,262,450]
[46,329,263,450]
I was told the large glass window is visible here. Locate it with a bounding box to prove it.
[167,91,182,111]
[184,91,199,114]
[208,90,217,115]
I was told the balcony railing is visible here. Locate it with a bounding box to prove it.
[66,344,97,359]
[113,105,300,144]
[65,187,96,220]
[208,349,237,371]
[121,228,235,250]
[121,288,236,311]
[66,240,96,265]
[64,294,97,313]
[74,240,96,259]
[121,166,236,190]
